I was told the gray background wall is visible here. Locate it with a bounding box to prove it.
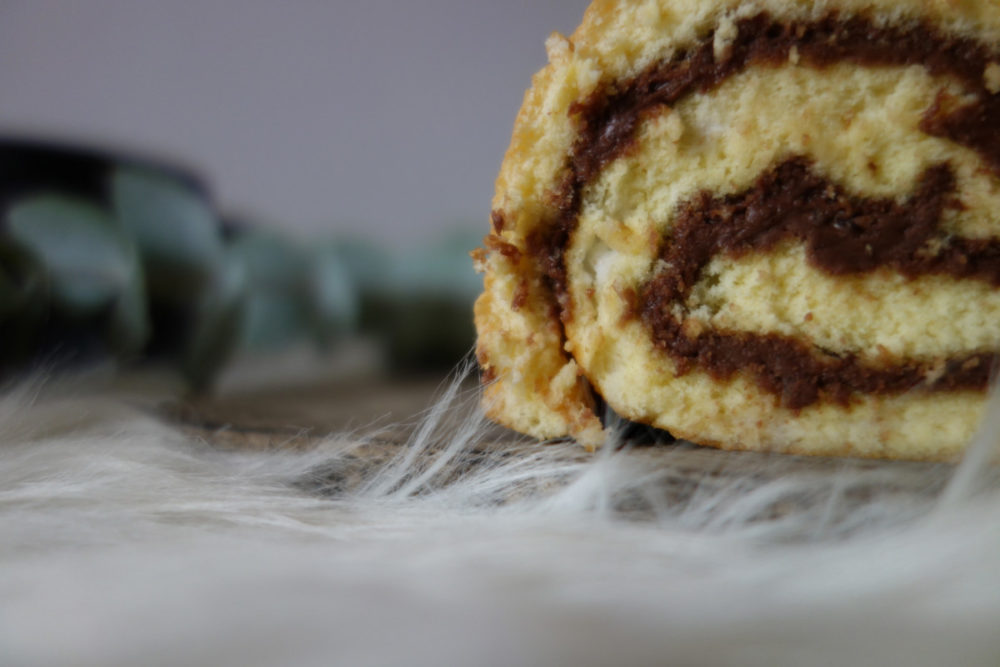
[0,0,589,247]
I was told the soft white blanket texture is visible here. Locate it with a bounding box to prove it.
[2,376,999,667]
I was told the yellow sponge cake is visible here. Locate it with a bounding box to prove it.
[474,0,1000,459]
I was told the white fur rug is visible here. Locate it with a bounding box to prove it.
[2,373,1000,667]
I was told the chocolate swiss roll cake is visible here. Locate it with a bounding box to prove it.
[473,0,1000,459]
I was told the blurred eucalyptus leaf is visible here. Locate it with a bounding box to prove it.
[308,247,358,346]
[324,238,393,296]
[392,230,482,301]
[181,250,248,390]
[382,231,480,370]
[113,166,223,299]
[0,240,45,320]
[0,240,49,367]
[230,229,310,350]
[230,229,304,286]
[6,195,137,315]
[106,248,152,356]
[324,231,480,371]
[321,238,395,337]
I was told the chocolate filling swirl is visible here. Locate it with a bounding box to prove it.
[641,157,996,409]
[529,10,1000,408]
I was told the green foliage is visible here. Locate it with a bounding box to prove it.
[9,196,137,311]
[0,241,44,320]
[112,166,224,299]
[308,246,359,346]
[181,251,247,390]
[323,231,480,371]
[6,195,151,355]
[229,229,311,350]
[0,241,48,365]
[0,151,483,384]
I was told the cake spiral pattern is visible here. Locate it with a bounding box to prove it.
[474,0,1000,459]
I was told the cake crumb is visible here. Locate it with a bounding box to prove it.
[682,318,706,339]
[545,33,573,63]
[924,358,947,384]
[663,109,684,143]
[714,15,738,62]
[984,62,1000,94]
